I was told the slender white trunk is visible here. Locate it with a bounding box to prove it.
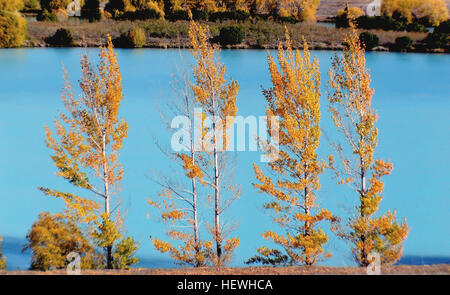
[102,131,110,215]
[213,141,221,262]
[359,155,368,266]
[102,130,112,269]
[187,95,200,265]
[211,95,222,264]
[190,143,200,265]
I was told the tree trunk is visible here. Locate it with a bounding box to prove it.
[106,245,113,269]
[304,184,312,266]
[359,156,368,266]
[192,177,200,264]
[213,123,222,264]
[211,93,222,266]
[191,149,200,266]
[102,131,113,269]
[188,100,201,267]
[303,162,312,266]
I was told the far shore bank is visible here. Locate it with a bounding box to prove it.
[22,19,448,54]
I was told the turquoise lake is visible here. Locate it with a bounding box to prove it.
[0,48,449,269]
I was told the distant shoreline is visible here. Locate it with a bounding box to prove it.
[22,19,448,54]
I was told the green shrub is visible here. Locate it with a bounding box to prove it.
[406,22,426,32]
[435,20,450,34]
[143,19,189,38]
[128,27,146,48]
[424,21,449,49]
[104,0,127,14]
[166,9,209,21]
[39,0,70,11]
[120,8,161,20]
[210,10,250,22]
[277,15,298,24]
[111,237,139,270]
[233,9,250,21]
[394,36,413,51]
[359,31,379,50]
[23,0,41,11]
[166,9,189,21]
[236,10,250,21]
[91,214,139,270]
[81,0,101,22]
[424,31,449,49]
[391,10,408,23]
[217,25,244,46]
[192,9,208,21]
[45,28,75,47]
[113,27,146,48]
[355,15,372,29]
[245,248,289,267]
[0,11,27,48]
[335,13,350,28]
[355,15,406,31]
[37,8,57,22]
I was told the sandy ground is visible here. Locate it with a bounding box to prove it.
[1,264,449,275]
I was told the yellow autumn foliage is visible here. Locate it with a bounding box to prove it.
[328,27,409,267]
[0,0,24,11]
[0,0,27,48]
[189,16,240,267]
[337,6,365,20]
[253,29,337,266]
[0,11,27,48]
[41,36,131,268]
[382,0,449,25]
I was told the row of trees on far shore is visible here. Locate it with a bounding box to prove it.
[16,0,449,25]
[0,16,409,271]
[31,0,322,22]
[1,0,449,50]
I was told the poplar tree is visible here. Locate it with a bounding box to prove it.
[148,55,213,267]
[251,29,337,266]
[40,36,137,269]
[188,14,240,267]
[327,28,409,266]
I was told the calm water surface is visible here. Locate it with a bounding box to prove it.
[0,48,449,269]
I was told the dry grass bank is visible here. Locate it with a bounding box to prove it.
[2,264,449,275]
[25,19,429,51]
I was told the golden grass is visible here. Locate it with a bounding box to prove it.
[2,264,449,275]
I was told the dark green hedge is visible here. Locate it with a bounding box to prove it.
[45,28,75,47]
